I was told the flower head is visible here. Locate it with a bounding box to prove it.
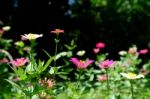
[97,75,107,81]
[11,57,28,67]
[51,29,64,35]
[2,26,11,31]
[140,68,149,75]
[98,60,114,69]
[118,50,127,56]
[0,58,9,63]
[93,48,100,54]
[96,42,105,49]
[139,49,149,55]
[120,72,144,80]
[21,33,43,40]
[76,50,86,56]
[0,29,4,34]
[128,46,138,55]
[39,77,55,88]
[70,57,94,69]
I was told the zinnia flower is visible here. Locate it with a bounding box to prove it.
[39,77,55,88]
[93,48,100,54]
[0,29,4,34]
[76,50,86,56]
[51,29,64,34]
[11,57,28,67]
[70,57,94,69]
[97,75,107,81]
[0,58,9,63]
[98,60,114,69]
[21,33,43,40]
[2,26,11,31]
[118,50,127,56]
[140,68,149,75]
[120,72,144,80]
[128,46,138,55]
[96,42,105,49]
[139,49,149,55]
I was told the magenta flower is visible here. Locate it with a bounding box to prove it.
[139,49,149,55]
[70,57,94,69]
[11,57,28,67]
[93,48,100,54]
[96,42,105,49]
[98,60,114,69]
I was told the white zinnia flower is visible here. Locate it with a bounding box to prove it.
[120,72,144,80]
[21,33,43,40]
[118,50,127,56]
[76,50,86,56]
[2,26,11,31]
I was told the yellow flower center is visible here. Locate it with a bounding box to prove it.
[80,60,85,63]
[127,73,137,78]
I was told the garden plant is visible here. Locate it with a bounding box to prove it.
[0,23,150,99]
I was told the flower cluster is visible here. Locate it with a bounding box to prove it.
[93,42,105,54]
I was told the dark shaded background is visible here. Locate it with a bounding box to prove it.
[0,0,150,59]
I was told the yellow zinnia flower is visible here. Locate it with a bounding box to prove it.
[21,33,43,40]
[120,72,144,80]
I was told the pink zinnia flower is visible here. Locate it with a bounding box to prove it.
[98,60,114,69]
[140,68,149,75]
[39,77,55,88]
[128,46,138,55]
[51,29,64,35]
[0,29,4,34]
[70,57,94,69]
[93,48,100,54]
[96,42,105,49]
[11,57,28,67]
[0,58,9,63]
[139,49,149,55]
[97,75,107,81]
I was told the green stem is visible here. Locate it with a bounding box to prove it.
[30,40,36,54]
[106,69,110,98]
[53,35,59,79]
[130,80,134,99]
[54,38,59,66]
[77,70,82,89]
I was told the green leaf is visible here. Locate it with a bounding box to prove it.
[5,79,22,91]
[42,49,52,58]
[89,75,94,81]
[37,60,44,73]
[42,56,54,72]
[58,75,68,80]
[49,67,55,74]
[14,68,27,80]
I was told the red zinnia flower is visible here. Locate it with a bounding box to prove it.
[139,49,149,55]
[96,42,105,49]
[51,29,64,34]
